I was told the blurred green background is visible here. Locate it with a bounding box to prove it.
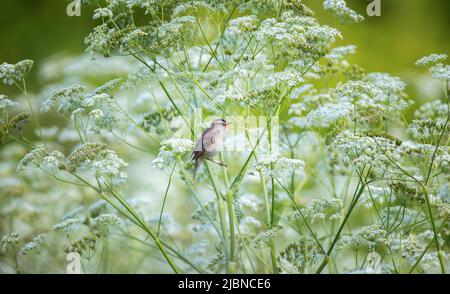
[0,0,449,94]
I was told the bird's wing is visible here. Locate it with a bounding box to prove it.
[202,127,217,151]
[192,127,212,160]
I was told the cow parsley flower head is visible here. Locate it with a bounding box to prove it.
[323,0,364,23]
[53,217,81,232]
[0,95,18,110]
[0,60,34,85]
[391,233,446,271]
[289,102,352,130]
[21,235,45,255]
[278,236,324,273]
[414,100,448,120]
[329,130,401,175]
[41,84,86,114]
[6,112,29,135]
[89,109,104,120]
[342,224,389,251]
[152,139,194,171]
[326,45,357,60]
[408,118,447,143]
[0,233,20,254]
[268,68,305,87]
[336,80,382,103]
[334,78,410,126]
[93,8,113,19]
[142,106,177,135]
[429,64,450,81]
[159,138,194,155]
[91,214,122,236]
[172,1,217,18]
[17,146,46,171]
[252,225,283,249]
[42,151,65,169]
[82,93,111,108]
[90,150,128,184]
[365,73,406,93]
[228,15,259,34]
[415,53,447,67]
[288,197,343,223]
[254,154,305,179]
[64,236,96,254]
[89,109,116,133]
[66,143,108,172]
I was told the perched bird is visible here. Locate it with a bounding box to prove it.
[192,119,230,179]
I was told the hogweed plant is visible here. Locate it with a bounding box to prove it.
[0,0,449,274]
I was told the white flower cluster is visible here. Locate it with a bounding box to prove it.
[323,0,364,23]
[40,84,86,114]
[328,130,400,174]
[252,225,283,249]
[416,53,450,81]
[172,1,219,18]
[268,68,305,87]
[159,138,194,155]
[287,197,343,223]
[290,102,352,130]
[255,11,342,62]
[0,233,20,254]
[90,150,128,185]
[52,217,81,232]
[390,232,447,271]
[91,214,122,236]
[278,236,324,273]
[0,60,33,86]
[429,63,450,81]
[253,153,305,180]
[93,8,113,20]
[21,234,45,255]
[325,45,357,60]
[0,95,18,110]
[415,53,447,67]
[228,15,259,34]
[17,146,46,172]
[42,151,65,169]
[336,78,410,125]
[152,138,194,170]
[341,224,389,251]
[41,80,121,133]
[408,100,449,143]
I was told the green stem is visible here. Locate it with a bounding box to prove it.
[220,153,236,273]
[315,177,368,274]
[105,184,181,274]
[68,173,180,273]
[205,163,230,268]
[422,187,446,273]
[157,165,176,237]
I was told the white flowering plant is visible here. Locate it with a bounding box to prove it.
[0,0,449,274]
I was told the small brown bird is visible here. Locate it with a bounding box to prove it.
[192,119,230,179]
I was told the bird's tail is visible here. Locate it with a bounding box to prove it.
[193,158,202,180]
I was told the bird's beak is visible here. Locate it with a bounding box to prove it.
[225,122,232,128]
